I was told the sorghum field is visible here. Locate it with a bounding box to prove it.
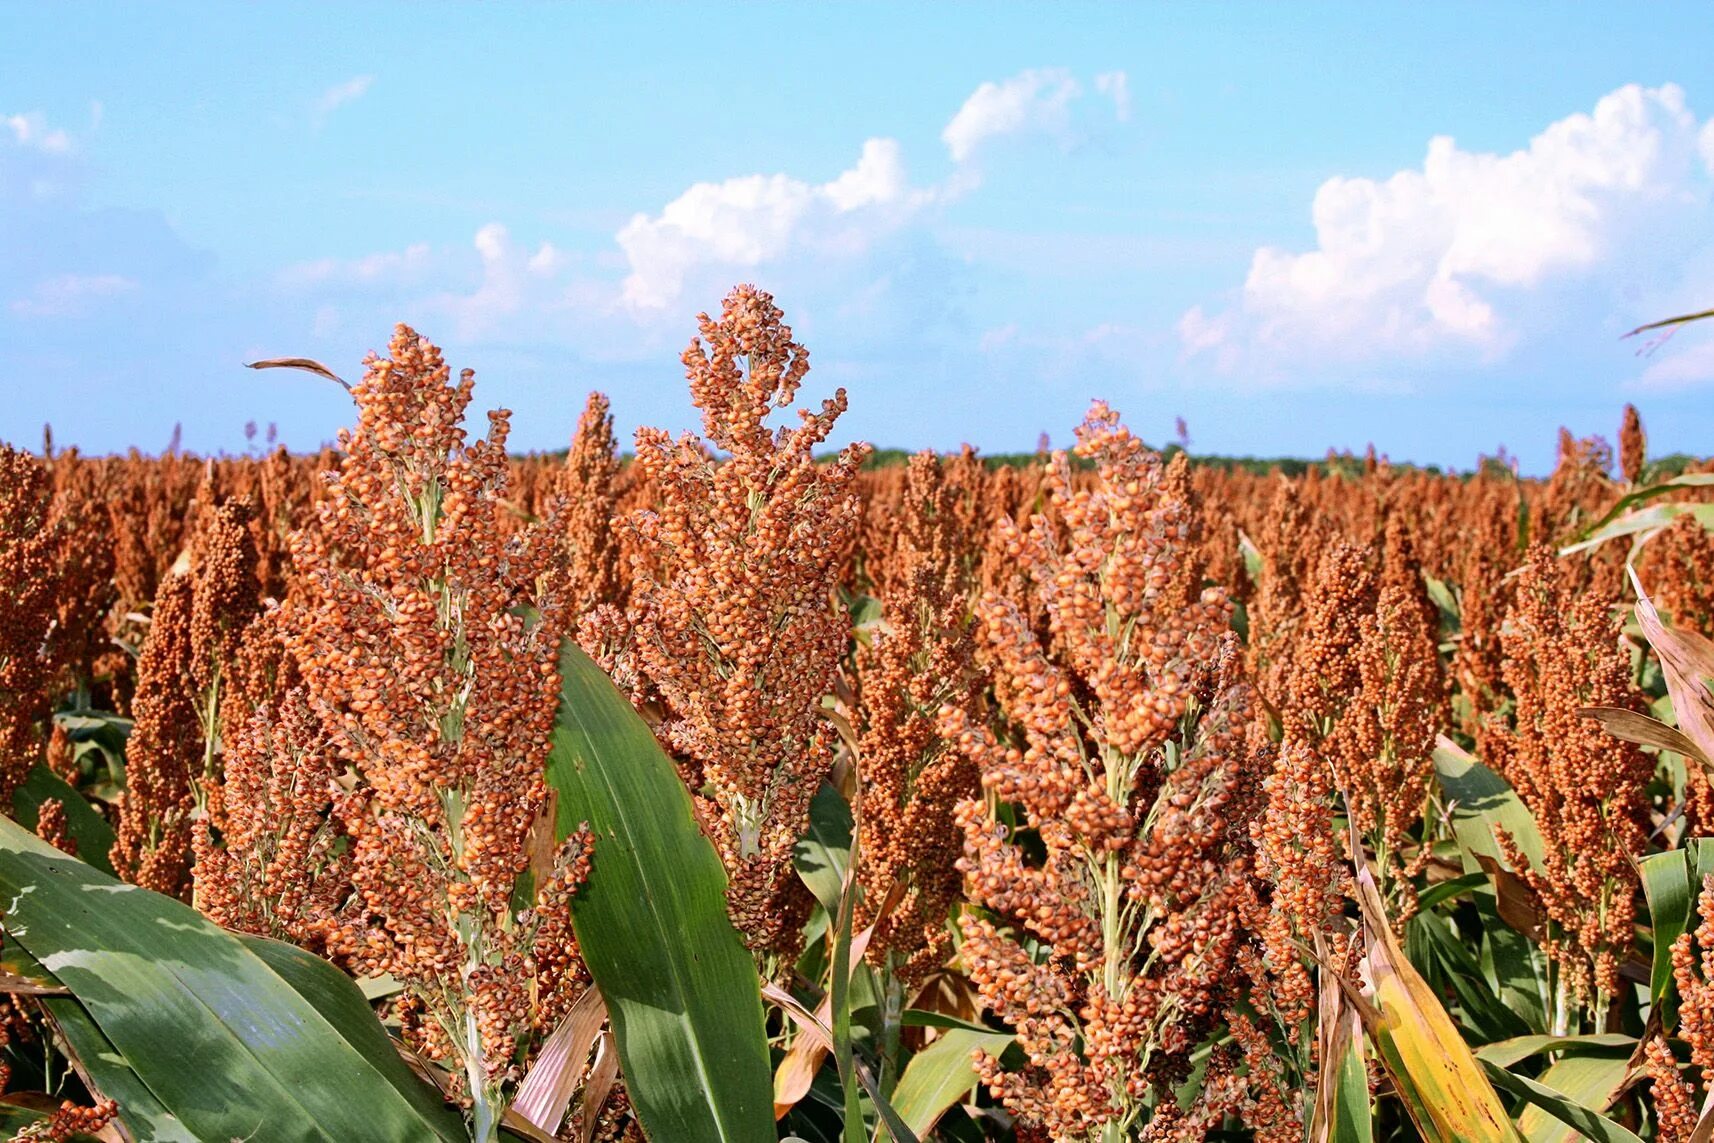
[6,285,1714,1143]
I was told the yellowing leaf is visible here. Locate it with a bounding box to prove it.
[1352,857,1523,1143]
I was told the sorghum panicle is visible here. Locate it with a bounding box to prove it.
[945,403,1270,1141]
[279,325,592,1124]
[623,285,868,957]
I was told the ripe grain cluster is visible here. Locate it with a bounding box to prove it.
[3,286,1713,1142]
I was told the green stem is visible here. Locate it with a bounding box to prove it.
[833,865,863,1143]
[879,958,904,1096]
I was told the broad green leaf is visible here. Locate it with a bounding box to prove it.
[1559,502,1714,558]
[1425,575,1460,630]
[1476,1034,1635,1069]
[53,710,132,762]
[1406,910,1530,1044]
[4,940,195,1142]
[899,1010,1000,1035]
[240,934,467,1136]
[0,817,462,1142]
[1569,473,1714,543]
[1516,1053,1632,1143]
[11,763,115,876]
[1432,737,1545,871]
[794,781,853,914]
[1478,893,1552,1036]
[1416,872,1486,911]
[546,641,775,1143]
[881,1028,1013,1141]
[1640,840,1714,1023]
[1479,1060,1645,1143]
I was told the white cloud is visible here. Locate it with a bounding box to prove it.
[433,223,570,339]
[279,242,432,288]
[314,76,374,123]
[1182,83,1714,375]
[4,111,71,154]
[1631,335,1714,392]
[280,66,1131,342]
[1095,71,1131,123]
[942,68,1083,162]
[616,137,933,310]
[11,273,136,317]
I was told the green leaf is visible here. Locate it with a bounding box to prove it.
[10,763,115,877]
[1639,839,1714,1024]
[3,940,196,1142]
[794,781,853,914]
[899,1010,1000,1035]
[1432,737,1546,872]
[1558,502,1714,558]
[881,1028,1013,1141]
[1311,934,1372,1143]
[1515,1053,1633,1143]
[240,934,467,1135]
[1479,1060,1645,1143]
[1425,575,1461,631]
[546,640,775,1143]
[1475,1034,1636,1069]
[1407,910,1531,1044]
[1416,872,1487,912]
[0,816,463,1142]
[1569,473,1714,543]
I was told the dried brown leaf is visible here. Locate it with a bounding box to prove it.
[511,986,608,1135]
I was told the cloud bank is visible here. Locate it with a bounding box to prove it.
[1181,83,1714,384]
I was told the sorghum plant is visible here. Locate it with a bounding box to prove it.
[278,325,593,1139]
[1495,545,1650,1013]
[854,451,982,986]
[943,404,1275,1141]
[0,446,59,804]
[622,284,868,959]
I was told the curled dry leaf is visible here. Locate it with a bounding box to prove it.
[511,986,609,1136]
[580,1031,620,1143]
[1630,567,1714,770]
[245,356,352,392]
[1580,705,1710,770]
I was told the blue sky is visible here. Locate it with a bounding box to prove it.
[3,3,1713,470]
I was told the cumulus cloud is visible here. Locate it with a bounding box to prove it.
[431,223,574,340]
[10,273,137,318]
[616,137,934,310]
[4,111,71,154]
[314,76,374,124]
[280,65,1134,348]
[1182,83,1714,376]
[942,68,1084,162]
